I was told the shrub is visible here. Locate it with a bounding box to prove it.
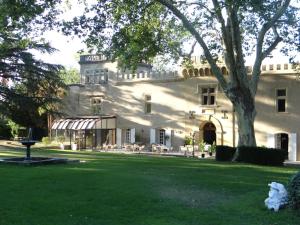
[0,120,12,139]
[198,140,205,152]
[184,136,193,145]
[57,136,65,143]
[236,146,286,166]
[41,137,51,145]
[215,145,236,161]
[287,171,300,209]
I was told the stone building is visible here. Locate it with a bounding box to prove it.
[51,54,299,161]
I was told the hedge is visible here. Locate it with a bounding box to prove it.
[0,121,12,139]
[215,145,236,161]
[236,146,286,166]
[287,171,300,209]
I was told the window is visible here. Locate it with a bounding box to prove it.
[91,97,103,115]
[85,70,92,84]
[125,129,131,143]
[85,69,108,84]
[276,89,287,112]
[201,87,216,105]
[159,129,165,145]
[145,95,151,114]
[276,64,281,70]
[99,69,108,84]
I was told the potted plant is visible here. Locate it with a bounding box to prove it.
[71,140,78,151]
[184,135,193,146]
[199,140,206,158]
[57,136,65,150]
[209,142,216,156]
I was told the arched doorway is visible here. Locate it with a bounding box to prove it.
[275,133,289,159]
[203,122,216,144]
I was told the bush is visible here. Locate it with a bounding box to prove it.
[184,136,193,145]
[287,171,300,209]
[236,146,286,166]
[0,120,12,139]
[41,137,51,145]
[215,145,236,161]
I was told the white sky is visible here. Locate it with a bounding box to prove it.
[35,0,90,69]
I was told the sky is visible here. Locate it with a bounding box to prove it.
[36,0,89,69]
[38,0,295,70]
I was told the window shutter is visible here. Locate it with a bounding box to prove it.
[289,133,297,161]
[165,129,172,147]
[150,128,156,144]
[130,128,135,143]
[116,128,122,147]
[267,133,275,148]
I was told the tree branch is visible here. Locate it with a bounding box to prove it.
[156,0,228,90]
[187,40,197,58]
[228,4,248,86]
[251,0,291,94]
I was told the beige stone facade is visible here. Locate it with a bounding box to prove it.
[52,55,300,161]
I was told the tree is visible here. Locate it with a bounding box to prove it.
[0,0,65,128]
[65,0,299,147]
[59,68,80,85]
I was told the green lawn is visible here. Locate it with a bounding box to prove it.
[0,147,299,225]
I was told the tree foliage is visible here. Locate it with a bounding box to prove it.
[0,0,65,128]
[65,0,299,146]
[59,68,80,85]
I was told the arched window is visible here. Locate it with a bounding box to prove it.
[204,68,210,76]
[221,67,228,75]
[194,68,199,77]
[199,68,204,76]
[188,69,194,77]
[182,69,188,78]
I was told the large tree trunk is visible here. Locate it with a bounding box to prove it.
[234,102,256,147]
[230,90,257,161]
[227,84,257,148]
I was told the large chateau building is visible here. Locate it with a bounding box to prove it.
[51,55,300,161]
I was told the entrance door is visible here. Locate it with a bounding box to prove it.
[203,122,216,144]
[275,133,289,159]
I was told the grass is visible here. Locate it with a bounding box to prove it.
[0,147,299,225]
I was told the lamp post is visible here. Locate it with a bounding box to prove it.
[189,110,197,158]
[190,131,196,158]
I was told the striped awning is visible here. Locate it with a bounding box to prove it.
[51,119,98,130]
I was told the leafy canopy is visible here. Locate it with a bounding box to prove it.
[64,0,299,71]
[0,0,65,128]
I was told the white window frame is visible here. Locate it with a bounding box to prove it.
[199,86,217,106]
[276,88,287,113]
[159,129,165,145]
[125,129,131,143]
[91,96,103,115]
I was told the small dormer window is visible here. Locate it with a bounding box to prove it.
[91,97,103,115]
[276,89,287,112]
[201,87,216,105]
